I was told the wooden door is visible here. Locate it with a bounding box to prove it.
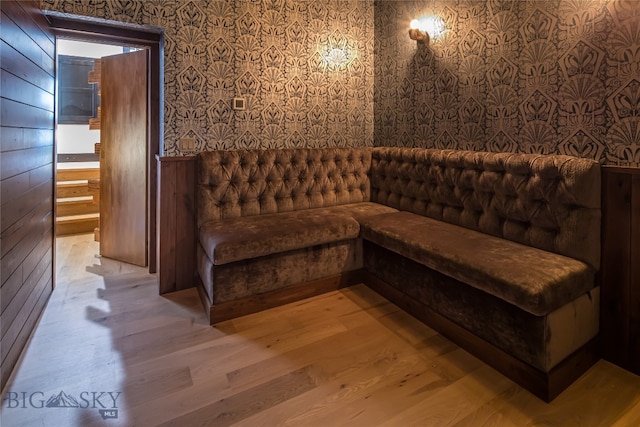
[100,49,148,266]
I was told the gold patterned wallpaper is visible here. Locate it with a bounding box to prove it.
[42,0,640,165]
[375,0,640,166]
[42,0,374,155]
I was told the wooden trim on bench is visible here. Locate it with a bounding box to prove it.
[194,273,209,313]
[200,270,366,324]
[157,155,197,294]
[362,271,601,403]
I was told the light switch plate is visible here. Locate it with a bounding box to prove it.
[180,137,196,152]
[233,97,246,110]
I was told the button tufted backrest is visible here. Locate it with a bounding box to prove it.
[371,147,601,270]
[197,147,371,226]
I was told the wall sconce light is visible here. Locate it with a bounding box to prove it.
[409,19,429,44]
[324,47,349,68]
[318,37,357,70]
[409,16,446,45]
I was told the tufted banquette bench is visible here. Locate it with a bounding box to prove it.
[196,147,397,322]
[195,146,601,401]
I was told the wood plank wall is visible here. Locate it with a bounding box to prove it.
[1,0,55,390]
[601,166,640,376]
[157,156,197,294]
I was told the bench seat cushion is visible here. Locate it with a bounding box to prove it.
[200,202,396,266]
[360,211,595,316]
[304,202,398,223]
[200,210,360,266]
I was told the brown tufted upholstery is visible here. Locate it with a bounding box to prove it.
[199,210,360,266]
[194,146,602,395]
[370,148,601,270]
[197,148,372,226]
[360,211,594,316]
[196,148,383,308]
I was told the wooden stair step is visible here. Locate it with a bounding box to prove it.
[56,213,100,221]
[56,213,100,236]
[56,182,92,198]
[56,197,99,216]
[57,168,100,181]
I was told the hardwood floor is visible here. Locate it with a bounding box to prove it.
[2,234,640,426]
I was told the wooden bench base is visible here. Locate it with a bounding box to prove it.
[197,270,365,324]
[195,268,600,402]
[363,271,601,402]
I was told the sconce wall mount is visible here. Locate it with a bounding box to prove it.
[409,16,445,45]
[409,27,429,44]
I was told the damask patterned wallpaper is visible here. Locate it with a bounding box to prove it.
[42,0,640,165]
[375,0,640,166]
[42,0,374,155]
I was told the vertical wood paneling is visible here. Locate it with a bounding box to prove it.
[630,174,640,374]
[600,170,631,368]
[0,0,54,390]
[600,167,640,376]
[175,160,196,288]
[158,158,177,294]
[157,156,196,294]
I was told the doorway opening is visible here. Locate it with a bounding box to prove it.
[45,11,164,280]
[55,39,149,277]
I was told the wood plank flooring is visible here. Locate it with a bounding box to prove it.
[1,233,640,426]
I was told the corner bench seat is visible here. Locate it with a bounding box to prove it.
[360,211,595,317]
[194,146,602,402]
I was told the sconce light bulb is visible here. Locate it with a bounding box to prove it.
[409,18,429,44]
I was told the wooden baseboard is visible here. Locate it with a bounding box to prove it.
[201,270,365,324]
[362,271,601,402]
